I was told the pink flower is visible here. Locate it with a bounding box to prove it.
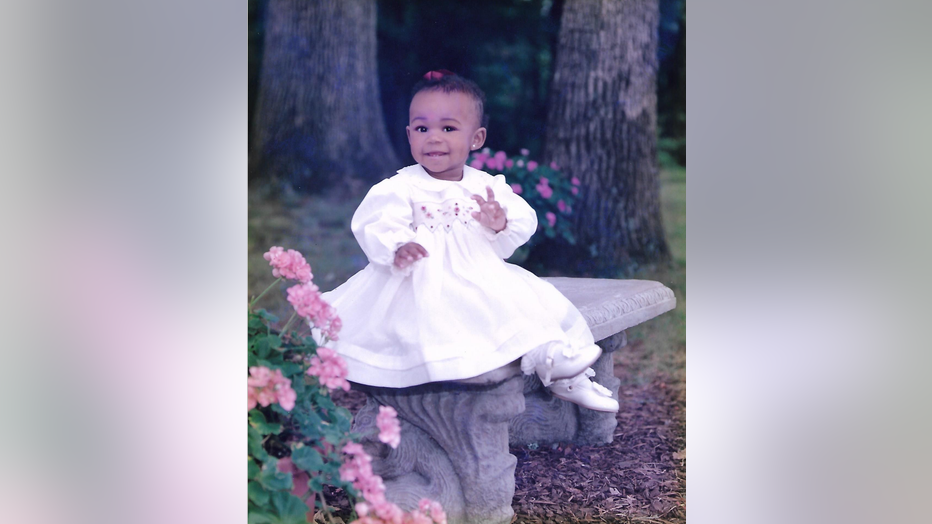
[494,150,506,162]
[247,366,297,411]
[307,347,351,392]
[571,186,579,195]
[535,177,553,199]
[516,159,524,168]
[571,176,581,186]
[286,282,342,340]
[520,148,530,156]
[505,159,514,168]
[527,161,538,172]
[510,183,523,194]
[404,513,433,524]
[557,199,568,213]
[545,212,557,227]
[418,499,447,524]
[340,445,386,504]
[343,442,365,456]
[550,161,560,170]
[377,406,401,449]
[373,500,404,523]
[264,247,313,283]
[469,158,484,170]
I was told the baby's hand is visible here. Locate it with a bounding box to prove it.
[471,186,507,232]
[394,242,428,269]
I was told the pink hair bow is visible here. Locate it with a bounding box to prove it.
[423,69,455,81]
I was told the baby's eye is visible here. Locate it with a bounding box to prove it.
[443,126,457,132]
[415,126,428,132]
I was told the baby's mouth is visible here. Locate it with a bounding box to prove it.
[424,152,447,157]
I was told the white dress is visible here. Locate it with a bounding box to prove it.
[321,164,597,388]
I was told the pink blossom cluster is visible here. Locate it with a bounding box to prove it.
[247,366,297,411]
[342,443,447,524]
[571,176,581,195]
[263,246,313,283]
[535,176,553,199]
[545,211,557,227]
[557,199,570,214]
[278,444,446,524]
[340,442,387,504]
[286,282,342,340]
[307,347,351,392]
[376,406,401,449]
[469,149,509,172]
[352,499,447,524]
[510,183,523,194]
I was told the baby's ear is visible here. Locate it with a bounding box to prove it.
[471,127,487,151]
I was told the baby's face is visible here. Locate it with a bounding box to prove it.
[406,90,486,181]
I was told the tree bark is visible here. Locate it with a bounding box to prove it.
[544,0,670,273]
[250,0,400,191]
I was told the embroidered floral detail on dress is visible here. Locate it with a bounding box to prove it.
[413,199,476,232]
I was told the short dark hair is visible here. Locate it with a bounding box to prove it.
[410,71,488,128]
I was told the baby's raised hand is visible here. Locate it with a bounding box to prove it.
[471,186,507,232]
[394,241,428,269]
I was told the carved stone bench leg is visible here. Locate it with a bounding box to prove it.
[352,375,526,524]
[509,331,625,447]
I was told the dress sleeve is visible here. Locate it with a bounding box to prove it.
[480,174,539,259]
[351,178,417,269]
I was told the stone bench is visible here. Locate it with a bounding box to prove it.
[350,278,676,524]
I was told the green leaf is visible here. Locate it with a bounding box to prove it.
[248,457,260,479]
[256,309,279,323]
[247,509,276,524]
[269,335,282,350]
[254,335,271,358]
[270,491,309,524]
[248,480,270,505]
[331,407,353,431]
[257,461,293,492]
[308,474,325,492]
[290,446,324,473]
[248,426,269,461]
[315,393,337,413]
[248,317,265,332]
[249,410,283,435]
[279,362,303,377]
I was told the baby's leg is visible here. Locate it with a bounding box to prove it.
[520,343,619,412]
[547,368,620,413]
[520,341,602,386]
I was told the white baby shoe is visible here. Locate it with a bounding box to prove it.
[524,342,602,386]
[548,369,620,413]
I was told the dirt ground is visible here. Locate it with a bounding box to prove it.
[326,339,686,524]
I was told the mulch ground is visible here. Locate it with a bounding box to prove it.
[328,340,686,523]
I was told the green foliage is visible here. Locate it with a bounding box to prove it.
[247,296,359,523]
[468,148,579,263]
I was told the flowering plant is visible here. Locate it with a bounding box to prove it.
[468,148,580,260]
[249,247,446,524]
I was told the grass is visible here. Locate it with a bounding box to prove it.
[622,164,686,389]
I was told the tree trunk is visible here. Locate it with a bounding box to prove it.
[250,0,400,192]
[543,0,669,274]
